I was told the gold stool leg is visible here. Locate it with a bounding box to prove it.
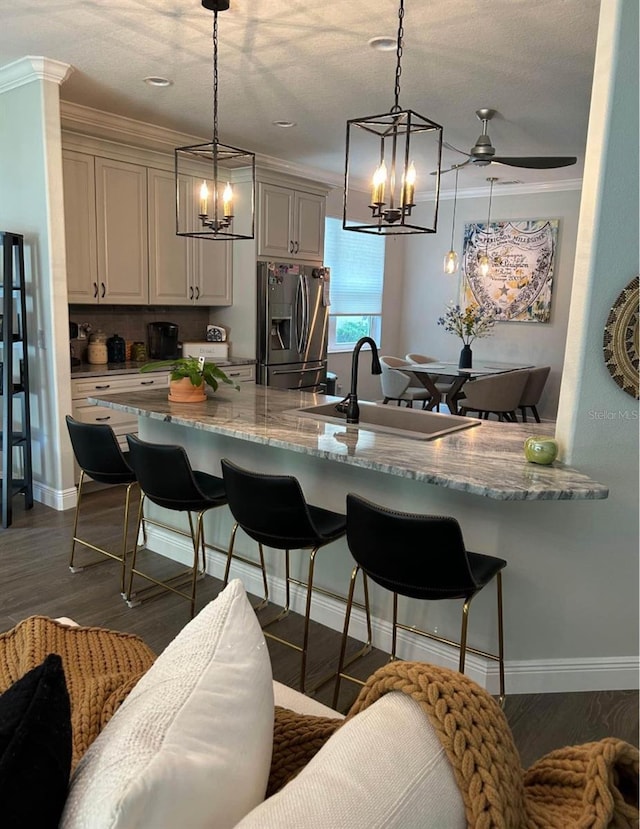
[126,492,146,602]
[391,592,399,660]
[299,546,319,694]
[223,522,239,586]
[459,599,471,674]
[496,572,506,706]
[332,563,360,709]
[69,470,85,572]
[119,481,137,597]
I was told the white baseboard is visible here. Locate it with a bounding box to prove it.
[33,482,76,512]
[144,524,640,695]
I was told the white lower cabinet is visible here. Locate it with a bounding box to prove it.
[70,372,169,482]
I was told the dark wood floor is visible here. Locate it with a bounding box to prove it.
[2,489,638,769]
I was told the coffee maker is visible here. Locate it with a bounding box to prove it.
[148,321,180,359]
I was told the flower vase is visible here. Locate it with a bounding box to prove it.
[459,344,472,369]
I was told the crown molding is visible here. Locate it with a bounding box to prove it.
[0,56,73,94]
[438,178,582,200]
[60,100,342,188]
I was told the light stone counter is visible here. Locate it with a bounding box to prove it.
[89,383,608,502]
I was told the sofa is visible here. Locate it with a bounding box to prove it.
[0,579,637,829]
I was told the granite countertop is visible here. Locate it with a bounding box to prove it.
[71,356,256,379]
[88,383,609,502]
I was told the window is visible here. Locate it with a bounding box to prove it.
[324,217,385,352]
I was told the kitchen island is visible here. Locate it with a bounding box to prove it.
[90,383,612,696]
[89,383,607,501]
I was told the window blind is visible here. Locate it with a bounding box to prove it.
[324,218,385,315]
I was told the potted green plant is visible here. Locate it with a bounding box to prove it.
[140,356,240,403]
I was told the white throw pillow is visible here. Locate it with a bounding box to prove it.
[61,579,274,829]
[236,691,466,829]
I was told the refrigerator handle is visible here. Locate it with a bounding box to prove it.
[295,274,307,354]
[302,273,310,353]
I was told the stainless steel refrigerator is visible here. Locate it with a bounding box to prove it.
[257,261,330,391]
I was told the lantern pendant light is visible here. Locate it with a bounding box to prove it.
[477,176,497,277]
[343,0,443,235]
[175,0,255,240]
[443,166,461,274]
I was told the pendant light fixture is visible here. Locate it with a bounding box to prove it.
[477,176,497,277]
[175,0,255,240]
[343,0,443,235]
[443,166,461,274]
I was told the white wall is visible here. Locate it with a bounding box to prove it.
[0,58,76,508]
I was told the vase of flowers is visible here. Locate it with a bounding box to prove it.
[437,302,497,369]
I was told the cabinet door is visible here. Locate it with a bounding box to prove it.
[63,151,99,303]
[95,158,149,304]
[257,183,294,259]
[191,175,232,305]
[294,191,325,261]
[148,169,191,305]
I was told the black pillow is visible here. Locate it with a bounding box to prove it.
[0,652,72,828]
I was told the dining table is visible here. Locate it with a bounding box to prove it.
[404,361,535,415]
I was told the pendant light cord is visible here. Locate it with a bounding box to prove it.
[212,10,219,147]
[450,166,459,249]
[485,177,495,256]
[392,0,405,113]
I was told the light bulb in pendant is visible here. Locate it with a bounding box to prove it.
[371,161,387,205]
[443,250,459,274]
[478,253,491,277]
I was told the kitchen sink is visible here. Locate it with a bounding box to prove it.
[288,401,481,441]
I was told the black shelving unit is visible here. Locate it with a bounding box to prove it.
[1,231,33,528]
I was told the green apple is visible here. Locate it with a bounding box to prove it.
[524,436,558,465]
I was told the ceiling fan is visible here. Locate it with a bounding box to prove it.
[441,108,577,173]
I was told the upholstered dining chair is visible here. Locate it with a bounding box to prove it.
[379,356,433,409]
[405,354,459,413]
[518,366,551,423]
[458,369,530,422]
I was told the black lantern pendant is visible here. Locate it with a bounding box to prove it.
[175,0,255,240]
[343,0,443,235]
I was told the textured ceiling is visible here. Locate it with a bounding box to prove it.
[1,0,601,188]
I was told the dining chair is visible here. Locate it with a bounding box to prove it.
[66,415,138,596]
[405,354,460,413]
[458,369,531,422]
[379,356,433,409]
[518,366,550,423]
[333,493,507,708]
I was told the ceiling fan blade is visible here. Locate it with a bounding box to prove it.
[443,140,471,157]
[489,156,578,169]
[431,160,471,176]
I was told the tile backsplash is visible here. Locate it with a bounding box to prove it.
[69,305,210,361]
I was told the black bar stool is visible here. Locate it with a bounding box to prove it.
[333,493,506,708]
[65,415,138,596]
[125,434,228,618]
[220,458,371,693]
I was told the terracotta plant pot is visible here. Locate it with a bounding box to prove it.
[168,377,206,403]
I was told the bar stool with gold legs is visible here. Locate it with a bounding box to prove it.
[220,458,372,694]
[65,415,138,596]
[333,493,506,709]
[125,434,229,618]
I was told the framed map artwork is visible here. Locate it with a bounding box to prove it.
[461,219,559,322]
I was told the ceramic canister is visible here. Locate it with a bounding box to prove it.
[87,331,108,365]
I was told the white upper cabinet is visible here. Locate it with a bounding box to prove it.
[63,150,99,303]
[258,182,325,262]
[95,157,149,304]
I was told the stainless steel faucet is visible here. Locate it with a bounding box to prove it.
[334,336,382,424]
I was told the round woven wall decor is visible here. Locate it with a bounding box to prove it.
[603,276,639,399]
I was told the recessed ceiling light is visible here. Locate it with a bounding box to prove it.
[272,120,297,128]
[144,76,172,88]
[368,36,397,51]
